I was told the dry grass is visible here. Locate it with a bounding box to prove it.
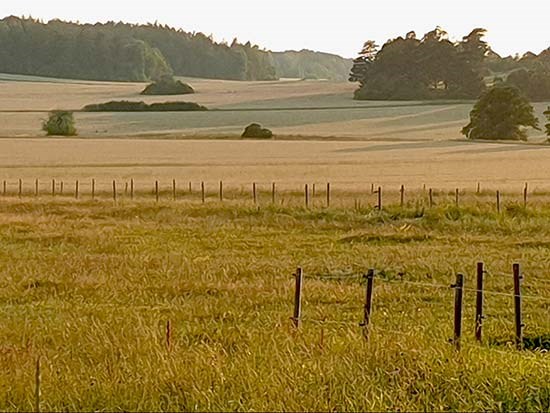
[0,197,549,411]
[2,138,550,191]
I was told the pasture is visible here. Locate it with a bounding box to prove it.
[0,196,549,411]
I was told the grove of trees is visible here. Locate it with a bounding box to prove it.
[0,16,352,83]
[350,28,550,101]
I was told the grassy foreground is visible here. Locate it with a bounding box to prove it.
[0,198,549,411]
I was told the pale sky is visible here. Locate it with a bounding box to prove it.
[1,0,549,58]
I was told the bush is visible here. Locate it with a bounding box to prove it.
[141,76,195,95]
[461,86,539,141]
[42,111,77,136]
[241,123,273,139]
[82,101,208,112]
[545,107,550,138]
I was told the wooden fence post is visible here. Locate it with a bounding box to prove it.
[18,179,22,198]
[361,269,375,339]
[253,182,257,205]
[371,183,375,194]
[513,263,523,350]
[429,188,433,208]
[496,190,501,213]
[60,181,64,195]
[188,181,192,194]
[475,262,484,343]
[155,180,159,202]
[219,181,223,202]
[455,188,459,206]
[91,179,95,200]
[201,182,205,204]
[272,182,276,204]
[326,182,331,208]
[452,273,464,351]
[173,179,177,201]
[377,186,382,210]
[523,183,528,207]
[477,182,481,194]
[112,180,117,203]
[52,179,55,197]
[35,356,41,413]
[292,267,303,328]
[312,183,316,198]
[2,180,6,196]
[400,185,405,207]
[75,180,79,200]
[305,184,309,208]
[35,179,39,197]
[130,179,134,200]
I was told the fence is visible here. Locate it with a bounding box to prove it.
[0,179,543,211]
[290,262,550,352]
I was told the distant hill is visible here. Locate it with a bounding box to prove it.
[272,50,352,81]
[0,16,351,83]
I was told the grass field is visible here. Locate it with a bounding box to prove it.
[0,196,549,411]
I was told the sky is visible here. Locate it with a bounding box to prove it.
[1,0,549,58]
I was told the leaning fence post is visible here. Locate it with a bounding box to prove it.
[513,263,523,350]
[452,273,464,350]
[326,182,331,208]
[292,268,303,328]
[475,262,484,343]
[361,269,375,339]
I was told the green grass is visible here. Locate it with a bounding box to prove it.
[0,197,549,411]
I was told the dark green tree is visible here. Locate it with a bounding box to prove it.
[42,111,77,136]
[349,40,378,87]
[462,86,539,141]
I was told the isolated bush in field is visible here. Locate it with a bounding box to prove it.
[42,111,77,136]
[545,107,550,138]
[462,86,539,141]
[141,75,195,95]
[241,123,273,139]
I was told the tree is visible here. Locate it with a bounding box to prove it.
[42,111,77,136]
[348,40,378,87]
[544,107,550,137]
[462,86,539,141]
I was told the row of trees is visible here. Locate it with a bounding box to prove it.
[350,28,550,101]
[0,17,353,82]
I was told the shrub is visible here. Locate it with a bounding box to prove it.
[141,76,195,95]
[82,101,207,112]
[544,107,550,138]
[461,86,539,141]
[42,111,77,136]
[241,123,273,139]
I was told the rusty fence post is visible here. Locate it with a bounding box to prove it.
[475,262,484,343]
[292,267,303,328]
[361,269,375,339]
[452,273,464,350]
[513,263,523,350]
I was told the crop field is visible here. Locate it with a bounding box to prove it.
[1,73,548,140]
[0,196,549,411]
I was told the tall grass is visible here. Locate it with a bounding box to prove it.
[0,199,548,411]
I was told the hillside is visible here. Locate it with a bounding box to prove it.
[0,16,352,83]
[272,50,352,81]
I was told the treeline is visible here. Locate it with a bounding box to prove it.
[350,27,550,101]
[0,16,275,81]
[0,16,353,83]
[272,50,352,81]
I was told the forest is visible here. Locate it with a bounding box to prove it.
[350,27,550,100]
[0,16,351,82]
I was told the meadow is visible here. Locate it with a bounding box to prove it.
[0,192,549,411]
